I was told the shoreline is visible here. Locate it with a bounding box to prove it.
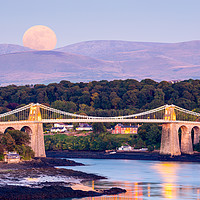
[46,150,200,162]
[0,157,126,199]
[0,185,126,200]
[2,150,200,199]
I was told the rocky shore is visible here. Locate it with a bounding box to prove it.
[0,185,126,200]
[0,157,126,199]
[46,150,200,162]
[0,157,84,170]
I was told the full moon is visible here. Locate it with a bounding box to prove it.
[23,25,57,50]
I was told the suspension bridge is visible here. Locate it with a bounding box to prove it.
[0,103,199,157]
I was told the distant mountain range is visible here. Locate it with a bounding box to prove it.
[1,40,200,85]
[0,44,31,55]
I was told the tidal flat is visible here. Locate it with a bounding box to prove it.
[0,158,125,200]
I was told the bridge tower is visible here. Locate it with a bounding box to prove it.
[28,103,46,157]
[164,105,176,121]
[160,105,181,156]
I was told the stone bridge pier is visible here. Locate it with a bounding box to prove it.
[0,103,46,157]
[160,123,200,156]
[0,122,46,157]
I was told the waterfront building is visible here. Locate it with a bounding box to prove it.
[4,152,20,163]
[112,123,138,134]
[117,145,134,151]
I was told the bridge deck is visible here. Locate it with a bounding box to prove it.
[0,119,200,125]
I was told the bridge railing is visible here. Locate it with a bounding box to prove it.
[0,104,31,122]
[174,106,200,122]
[39,104,167,121]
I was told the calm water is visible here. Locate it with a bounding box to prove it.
[59,158,200,200]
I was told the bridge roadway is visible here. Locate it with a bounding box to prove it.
[0,119,200,124]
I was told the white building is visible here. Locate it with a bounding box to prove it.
[51,123,73,133]
[117,145,134,151]
[54,123,73,129]
[51,126,67,133]
[76,123,93,131]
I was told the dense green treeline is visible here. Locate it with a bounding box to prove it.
[0,79,200,115]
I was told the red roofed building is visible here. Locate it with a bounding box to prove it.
[112,124,138,134]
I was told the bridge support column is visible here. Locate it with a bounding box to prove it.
[28,103,46,157]
[30,123,46,157]
[160,123,181,156]
[181,127,193,154]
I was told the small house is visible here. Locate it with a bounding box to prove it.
[4,152,20,163]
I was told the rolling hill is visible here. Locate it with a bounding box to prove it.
[1,40,200,85]
[0,44,31,55]
[0,51,122,85]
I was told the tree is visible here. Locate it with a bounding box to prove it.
[110,92,122,109]
[6,103,19,110]
[145,89,165,109]
[79,104,93,112]
[141,79,158,86]
[100,93,111,109]
[15,145,34,160]
[92,122,107,134]
[8,130,30,146]
[93,96,101,109]
[90,93,98,107]
[0,143,4,160]
[1,132,16,152]
[78,91,91,106]
[51,100,77,112]
[135,138,146,149]
[137,124,161,148]
[122,90,138,108]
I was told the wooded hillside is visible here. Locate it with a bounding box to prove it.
[0,79,199,115]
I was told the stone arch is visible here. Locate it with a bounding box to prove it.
[178,125,193,154]
[178,125,187,150]
[20,126,32,136]
[4,127,15,133]
[191,126,200,145]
